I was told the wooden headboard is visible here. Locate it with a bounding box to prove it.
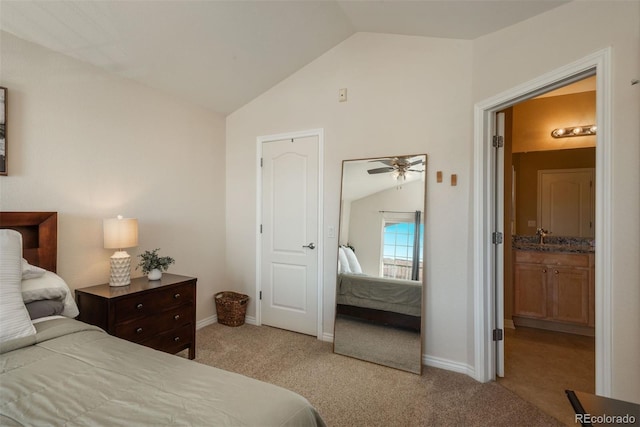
[0,212,57,272]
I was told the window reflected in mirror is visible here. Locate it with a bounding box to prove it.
[382,211,423,281]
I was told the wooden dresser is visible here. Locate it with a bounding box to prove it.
[75,274,197,359]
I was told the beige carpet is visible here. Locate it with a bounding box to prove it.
[185,323,563,427]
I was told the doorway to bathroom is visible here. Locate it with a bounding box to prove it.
[496,75,597,424]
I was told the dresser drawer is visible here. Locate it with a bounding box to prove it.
[114,283,194,323]
[114,304,193,342]
[143,323,194,354]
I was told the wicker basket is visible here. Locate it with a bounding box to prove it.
[214,291,249,327]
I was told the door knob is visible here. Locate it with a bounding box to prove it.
[303,242,316,250]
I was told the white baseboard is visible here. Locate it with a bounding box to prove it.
[196,314,257,330]
[196,315,216,330]
[424,354,475,377]
[321,332,334,342]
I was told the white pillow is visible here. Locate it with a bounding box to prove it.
[342,246,363,274]
[338,247,351,274]
[0,230,36,343]
[22,271,80,318]
[22,258,46,279]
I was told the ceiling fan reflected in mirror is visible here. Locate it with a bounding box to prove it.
[367,156,425,184]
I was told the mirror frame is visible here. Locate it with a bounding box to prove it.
[333,153,427,374]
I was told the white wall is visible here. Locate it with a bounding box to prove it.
[0,32,227,322]
[472,0,640,402]
[226,32,473,369]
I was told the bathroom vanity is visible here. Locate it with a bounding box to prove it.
[512,237,595,336]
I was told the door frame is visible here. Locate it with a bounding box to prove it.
[472,48,612,396]
[255,128,325,340]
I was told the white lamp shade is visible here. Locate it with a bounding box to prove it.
[103,217,138,249]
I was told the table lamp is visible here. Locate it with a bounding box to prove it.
[103,215,138,286]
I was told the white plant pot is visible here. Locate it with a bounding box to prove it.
[147,269,162,280]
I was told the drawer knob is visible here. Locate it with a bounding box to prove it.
[174,336,180,342]
[542,269,547,273]
[174,314,180,320]
[174,293,181,299]
[554,270,559,275]
[136,327,143,334]
[136,303,143,309]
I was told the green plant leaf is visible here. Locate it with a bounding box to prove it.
[136,248,175,274]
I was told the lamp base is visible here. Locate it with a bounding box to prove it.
[109,251,131,287]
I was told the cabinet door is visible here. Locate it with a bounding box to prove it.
[551,266,589,324]
[514,263,547,318]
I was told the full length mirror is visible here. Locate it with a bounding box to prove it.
[334,154,426,374]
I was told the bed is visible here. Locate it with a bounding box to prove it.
[336,246,422,331]
[0,212,325,426]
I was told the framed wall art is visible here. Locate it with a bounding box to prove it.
[0,87,6,175]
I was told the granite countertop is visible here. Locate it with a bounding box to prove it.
[512,235,595,254]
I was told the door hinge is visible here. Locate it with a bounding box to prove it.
[493,328,503,341]
[260,158,263,167]
[492,232,503,244]
[492,135,504,148]
[259,291,262,300]
[260,224,263,234]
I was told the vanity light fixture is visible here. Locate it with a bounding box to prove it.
[551,124,597,138]
[103,215,138,286]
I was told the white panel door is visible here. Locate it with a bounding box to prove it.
[538,169,594,238]
[261,136,318,336]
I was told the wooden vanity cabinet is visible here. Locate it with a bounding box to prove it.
[513,263,548,319]
[550,265,590,324]
[513,250,594,335]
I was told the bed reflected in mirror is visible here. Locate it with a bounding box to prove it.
[334,154,426,374]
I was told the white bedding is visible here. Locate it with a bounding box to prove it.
[21,271,79,318]
[0,230,36,343]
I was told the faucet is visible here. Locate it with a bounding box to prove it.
[536,228,550,244]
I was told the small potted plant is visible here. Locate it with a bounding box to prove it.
[136,248,175,280]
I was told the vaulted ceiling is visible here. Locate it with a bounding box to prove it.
[1,1,570,115]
